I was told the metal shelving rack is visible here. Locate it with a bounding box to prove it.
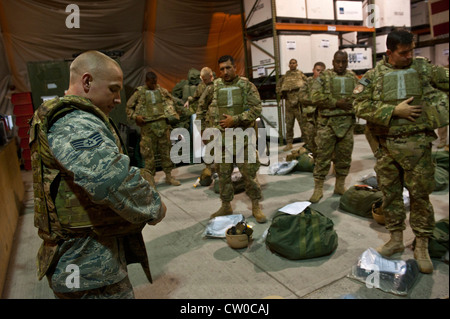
[241,0,376,145]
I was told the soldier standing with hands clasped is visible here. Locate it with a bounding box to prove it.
[310,51,358,203]
[353,28,449,274]
[206,55,267,223]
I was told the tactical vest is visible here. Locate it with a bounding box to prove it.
[214,78,247,118]
[29,96,143,243]
[371,59,448,137]
[140,89,164,119]
[182,84,197,102]
[321,73,356,117]
[280,70,305,92]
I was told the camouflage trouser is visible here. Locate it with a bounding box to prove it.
[364,125,379,155]
[375,135,436,237]
[51,276,134,299]
[313,116,354,179]
[285,100,302,144]
[218,151,261,203]
[301,112,317,156]
[140,127,173,175]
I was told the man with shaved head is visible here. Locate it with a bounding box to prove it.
[29,50,166,299]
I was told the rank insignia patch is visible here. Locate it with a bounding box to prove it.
[71,132,104,151]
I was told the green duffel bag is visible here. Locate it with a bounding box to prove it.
[434,165,449,192]
[429,218,449,259]
[339,185,383,218]
[213,175,245,194]
[266,207,338,260]
[295,153,315,172]
[432,150,449,172]
[413,218,449,259]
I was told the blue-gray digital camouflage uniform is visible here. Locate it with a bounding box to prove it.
[29,95,164,298]
[353,56,449,237]
[311,68,359,179]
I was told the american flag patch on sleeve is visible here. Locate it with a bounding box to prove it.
[70,132,104,151]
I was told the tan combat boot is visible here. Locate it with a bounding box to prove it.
[376,230,405,257]
[251,199,267,223]
[309,179,324,203]
[334,175,347,195]
[283,143,293,151]
[165,173,181,186]
[210,201,233,219]
[414,237,433,274]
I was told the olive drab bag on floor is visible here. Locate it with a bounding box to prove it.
[432,150,449,192]
[429,218,449,258]
[339,185,383,218]
[266,207,338,260]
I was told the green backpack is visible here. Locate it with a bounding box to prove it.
[295,153,315,172]
[429,218,449,258]
[434,166,449,192]
[432,150,449,172]
[339,185,383,218]
[266,207,338,260]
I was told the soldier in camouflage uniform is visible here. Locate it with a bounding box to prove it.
[126,71,181,186]
[354,29,449,274]
[298,61,326,157]
[29,51,166,299]
[276,59,308,151]
[205,55,267,223]
[186,67,216,182]
[310,51,359,203]
[172,68,201,130]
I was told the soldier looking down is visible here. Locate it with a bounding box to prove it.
[353,28,449,274]
[126,71,181,186]
[310,51,359,203]
[29,51,166,299]
[205,55,267,223]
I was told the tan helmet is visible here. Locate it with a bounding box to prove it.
[226,233,249,249]
[226,222,253,249]
[372,200,385,225]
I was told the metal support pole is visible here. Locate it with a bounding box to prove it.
[240,0,250,78]
[271,0,283,145]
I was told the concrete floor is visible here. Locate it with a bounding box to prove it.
[2,133,449,300]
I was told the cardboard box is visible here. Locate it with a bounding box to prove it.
[251,34,312,78]
[306,0,335,20]
[363,0,411,28]
[342,32,358,45]
[414,46,435,64]
[375,34,388,54]
[411,1,429,27]
[434,42,449,67]
[310,33,340,70]
[335,1,364,21]
[244,0,307,28]
[342,46,373,70]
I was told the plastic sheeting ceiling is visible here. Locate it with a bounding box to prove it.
[0,0,244,113]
